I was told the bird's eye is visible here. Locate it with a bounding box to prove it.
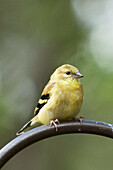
[66,71,71,75]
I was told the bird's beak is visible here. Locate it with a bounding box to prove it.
[75,72,84,78]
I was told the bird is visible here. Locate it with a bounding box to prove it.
[16,64,84,135]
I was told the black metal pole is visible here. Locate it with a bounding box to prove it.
[0,120,113,168]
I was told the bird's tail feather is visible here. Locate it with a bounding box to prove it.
[16,116,41,135]
[16,120,32,135]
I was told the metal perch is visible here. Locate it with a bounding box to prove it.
[0,120,113,168]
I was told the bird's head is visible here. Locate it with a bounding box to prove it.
[50,64,84,83]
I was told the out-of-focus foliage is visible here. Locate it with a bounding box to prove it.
[1,0,113,170]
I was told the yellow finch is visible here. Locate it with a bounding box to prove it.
[16,64,84,135]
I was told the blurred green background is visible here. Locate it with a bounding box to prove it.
[1,0,113,169]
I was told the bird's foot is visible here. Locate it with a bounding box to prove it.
[50,119,60,131]
[73,116,84,124]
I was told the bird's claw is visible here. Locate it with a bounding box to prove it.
[50,119,60,131]
[74,116,84,124]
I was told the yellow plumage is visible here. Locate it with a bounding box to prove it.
[16,64,84,135]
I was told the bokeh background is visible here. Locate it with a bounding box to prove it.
[1,0,113,169]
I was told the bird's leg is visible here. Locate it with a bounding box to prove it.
[50,119,60,131]
[73,116,84,124]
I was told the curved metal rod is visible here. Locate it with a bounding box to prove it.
[0,120,113,168]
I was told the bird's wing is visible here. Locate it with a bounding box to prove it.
[34,81,56,116]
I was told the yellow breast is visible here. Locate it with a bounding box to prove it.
[38,78,83,124]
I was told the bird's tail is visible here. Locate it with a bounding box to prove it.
[16,115,41,135]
